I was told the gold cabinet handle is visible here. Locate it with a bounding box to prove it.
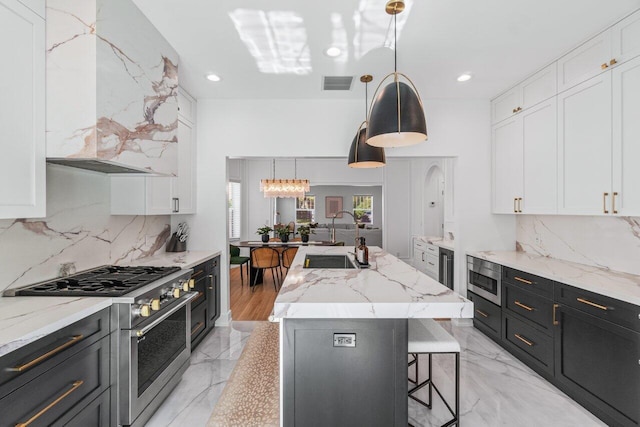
[513,198,517,213]
[514,333,534,346]
[192,269,204,278]
[475,309,489,318]
[603,192,609,214]
[191,321,205,336]
[601,62,609,70]
[15,380,84,427]
[514,300,534,311]
[577,297,608,311]
[612,192,618,214]
[610,58,618,66]
[512,108,517,113]
[553,303,559,326]
[518,197,523,213]
[9,335,83,373]
[517,107,522,112]
[514,276,533,285]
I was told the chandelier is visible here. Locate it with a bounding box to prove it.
[260,159,310,198]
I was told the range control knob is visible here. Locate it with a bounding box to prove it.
[189,279,195,289]
[182,280,190,292]
[138,304,151,318]
[150,299,161,311]
[172,287,180,298]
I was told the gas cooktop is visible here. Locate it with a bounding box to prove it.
[12,265,182,297]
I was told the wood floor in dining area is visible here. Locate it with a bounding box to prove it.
[229,265,281,321]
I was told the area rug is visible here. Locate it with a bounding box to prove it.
[207,321,280,427]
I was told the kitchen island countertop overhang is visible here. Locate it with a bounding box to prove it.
[273,246,473,320]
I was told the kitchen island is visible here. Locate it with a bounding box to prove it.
[272,246,473,427]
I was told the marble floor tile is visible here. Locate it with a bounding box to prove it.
[147,321,606,427]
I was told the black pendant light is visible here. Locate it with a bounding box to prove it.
[348,75,386,168]
[366,0,427,148]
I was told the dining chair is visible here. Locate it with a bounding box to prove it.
[281,247,298,273]
[229,245,250,287]
[250,247,281,292]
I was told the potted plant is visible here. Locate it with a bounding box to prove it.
[256,225,273,243]
[274,223,290,243]
[297,224,314,243]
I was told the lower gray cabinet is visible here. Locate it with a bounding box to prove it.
[189,255,221,350]
[207,256,221,327]
[54,389,110,426]
[554,304,640,427]
[282,319,408,427]
[468,291,501,342]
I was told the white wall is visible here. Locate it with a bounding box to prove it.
[192,98,516,324]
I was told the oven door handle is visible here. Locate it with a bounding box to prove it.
[133,293,197,338]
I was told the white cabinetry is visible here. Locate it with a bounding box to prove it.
[557,32,611,93]
[558,74,612,215]
[110,87,197,215]
[492,117,522,213]
[612,55,640,215]
[491,64,556,124]
[0,0,45,219]
[493,98,557,214]
[412,239,427,274]
[612,9,640,68]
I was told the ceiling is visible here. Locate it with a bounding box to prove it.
[134,0,640,100]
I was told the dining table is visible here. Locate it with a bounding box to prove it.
[234,240,338,286]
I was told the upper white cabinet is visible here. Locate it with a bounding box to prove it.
[557,74,612,215]
[492,117,522,213]
[492,98,557,214]
[521,98,557,214]
[177,89,196,124]
[491,64,556,124]
[612,9,640,67]
[175,117,196,214]
[612,55,640,215]
[0,0,45,219]
[557,32,612,93]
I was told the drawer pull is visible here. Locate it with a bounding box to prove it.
[428,262,435,266]
[514,333,534,347]
[192,291,204,304]
[514,276,533,285]
[553,303,559,326]
[514,301,534,311]
[475,309,489,318]
[191,322,205,336]
[15,380,84,427]
[10,335,84,372]
[192,269,204,278]
[577,297,608,311]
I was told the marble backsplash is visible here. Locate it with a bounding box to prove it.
[0,165,169,295]
[516,215,640,276]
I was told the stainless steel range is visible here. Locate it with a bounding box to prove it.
[6,265,196,427]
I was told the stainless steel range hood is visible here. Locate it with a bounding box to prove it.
[47,158,155,174]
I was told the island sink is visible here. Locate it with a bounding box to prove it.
[303,254,356,269]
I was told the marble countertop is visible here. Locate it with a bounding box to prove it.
[0,297,112,358]
[468,251,640,306]
[0,250,221,358]
[415,236,455,251]
[273,246,473,319]
[124,250,222,269]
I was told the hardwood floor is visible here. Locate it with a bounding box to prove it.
[229,265,281,321]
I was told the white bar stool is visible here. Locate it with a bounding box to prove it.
[408,319,460,427]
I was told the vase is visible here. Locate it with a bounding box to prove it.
[281,234,289,243]
[261,234,269,243]
[301,235,309,243]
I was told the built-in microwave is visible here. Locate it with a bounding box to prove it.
[467,256,502,306]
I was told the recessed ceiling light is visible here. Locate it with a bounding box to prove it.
[457,73,472,82]
[205,73,222,82]
[324,47,342,57]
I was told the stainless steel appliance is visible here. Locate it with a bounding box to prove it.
[5,265,196,427]
[467,256,502,305]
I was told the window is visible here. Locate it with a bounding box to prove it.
[353,195,373,224]
[228,182,241,239]
[296,196,315,224]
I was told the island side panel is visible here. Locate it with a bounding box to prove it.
[282,318,408,427]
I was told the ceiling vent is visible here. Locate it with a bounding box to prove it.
[322,76,354,91]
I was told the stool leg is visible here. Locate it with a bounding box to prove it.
[428,353,433,408]
[252,268,260,292]
[240,264,244,287]
[455,352,460,426]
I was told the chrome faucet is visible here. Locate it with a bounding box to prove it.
[330,210,359,247]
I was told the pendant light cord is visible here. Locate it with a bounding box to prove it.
[364,80,368,119]
[272,158,275,179]
[294,158,297,179]
[394,11,397,73]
